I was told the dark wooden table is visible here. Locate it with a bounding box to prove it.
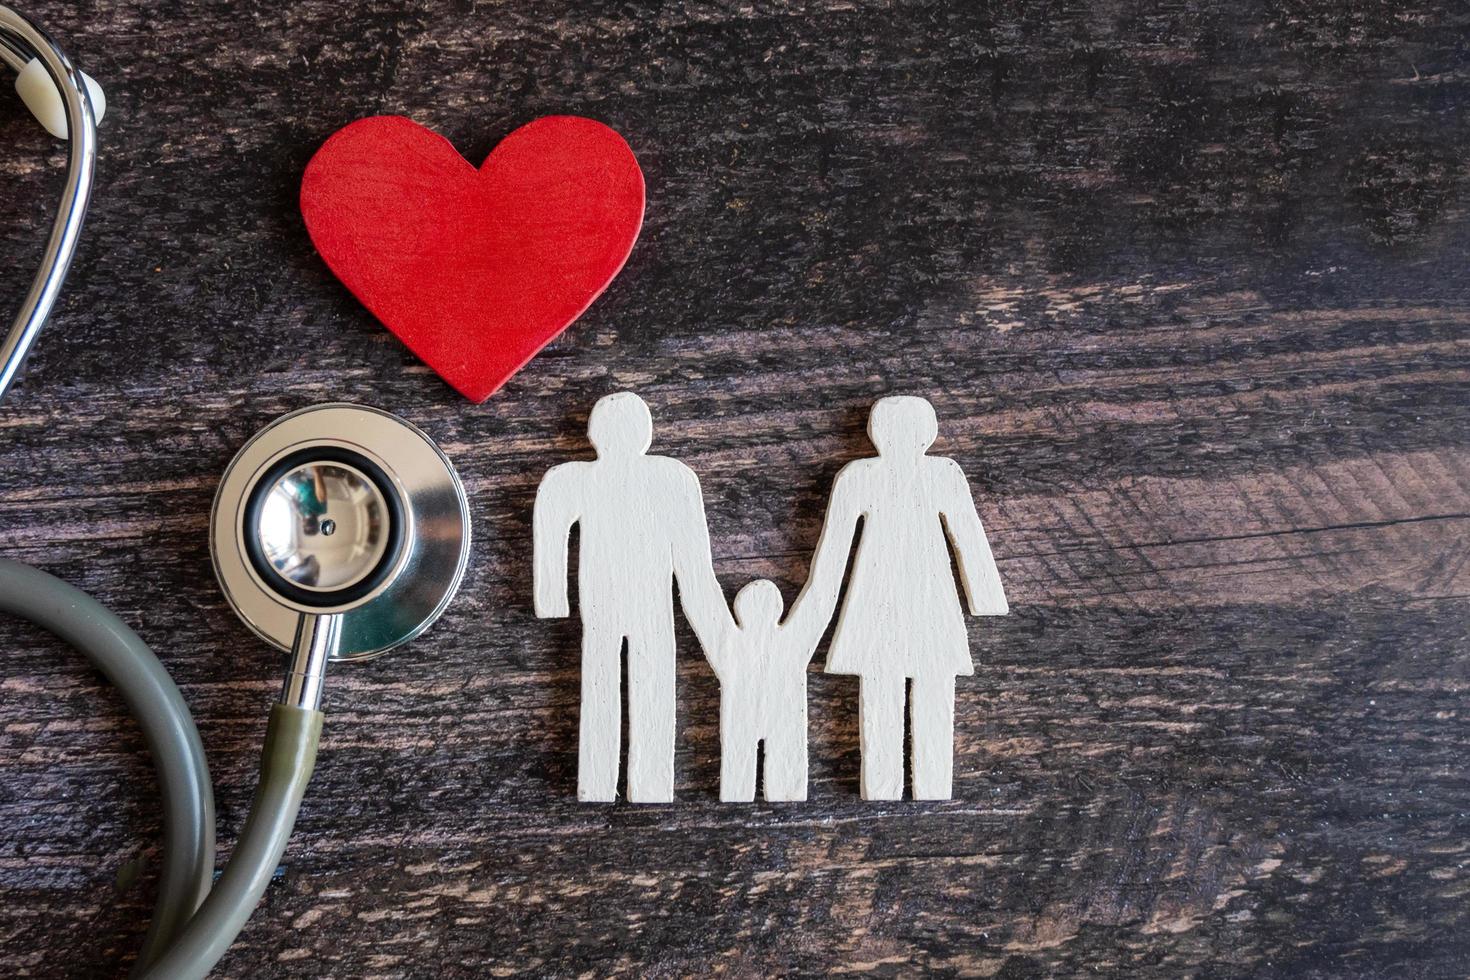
[2,2,1467,976]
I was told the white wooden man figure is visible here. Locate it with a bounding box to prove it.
[534,392,728,803]
[793,395,1008,800]
[704,579,826,802]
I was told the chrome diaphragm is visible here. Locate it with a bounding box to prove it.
[211,403,471,662]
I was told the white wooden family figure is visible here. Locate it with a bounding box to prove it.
[705,580,826,802]
[533,392,724,803]
[533,392,1007,803]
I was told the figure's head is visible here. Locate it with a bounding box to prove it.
[733,579,784,629]
[587,392,653,458]
[867,395,938,458]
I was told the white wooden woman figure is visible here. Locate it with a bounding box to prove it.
[792,396,1008,800]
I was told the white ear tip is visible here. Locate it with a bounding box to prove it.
[83,72,106,127]
[15,58,106,139]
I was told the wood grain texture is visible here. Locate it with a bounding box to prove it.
[1,1,1467,976]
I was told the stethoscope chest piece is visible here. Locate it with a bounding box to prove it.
[212,403,471,662]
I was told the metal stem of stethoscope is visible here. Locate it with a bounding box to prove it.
[0,5,97,403]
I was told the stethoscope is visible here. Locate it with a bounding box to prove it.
[0,8,472,977]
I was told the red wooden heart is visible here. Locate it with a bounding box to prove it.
[300,115,645,402]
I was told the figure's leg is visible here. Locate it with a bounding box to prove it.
[719,697,758,802]
[910,673,956,800]
[858,675,905,800]
[577,625,622,803]
[625,615,677,802]
[762,696,808,802]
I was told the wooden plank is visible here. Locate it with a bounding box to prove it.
[1,0,1468,976]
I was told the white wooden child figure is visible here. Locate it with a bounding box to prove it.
[704,579,825,802]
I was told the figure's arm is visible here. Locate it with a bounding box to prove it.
[781,608,829,666]
[939,459,1008,616]
[702,638,732,685]
[670,466,734,652]
[532,467,578,618]
[784,467,862,644]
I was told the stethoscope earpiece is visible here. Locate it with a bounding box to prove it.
[14,55,104,137]
[0,4,99,404]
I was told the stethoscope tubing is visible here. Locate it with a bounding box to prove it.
[0,5,97,403]
[0,558,215,970]
[0,558,324,979]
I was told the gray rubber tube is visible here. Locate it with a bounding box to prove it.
[0,559,323,979]
[138,703,321,980]
[0,558,215,971]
